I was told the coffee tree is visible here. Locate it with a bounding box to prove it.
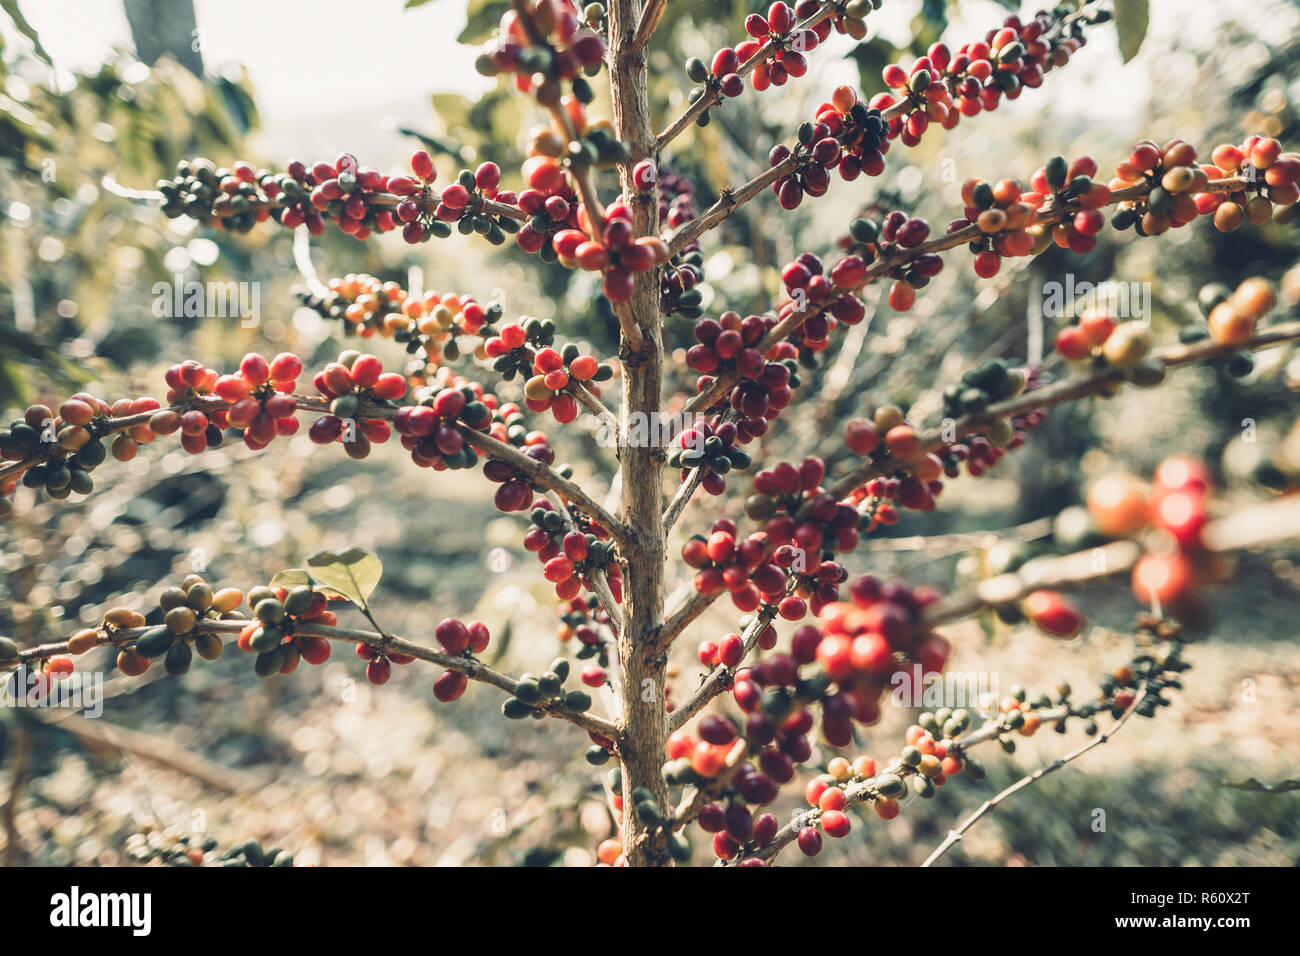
[3,0,1300,867]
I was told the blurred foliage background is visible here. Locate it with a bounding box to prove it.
[0,0,1298,866]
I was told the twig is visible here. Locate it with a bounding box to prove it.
[920,683,1150,867]
[662,465,705,532]
[630,0,666,54]
[665,604,777,731]
[36,711,262,794]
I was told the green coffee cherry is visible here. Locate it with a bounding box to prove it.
[873,774,905,798]
[135,626,175,659]
[564,690,592,712]
[514,676,542,705]
[502,697,531,719]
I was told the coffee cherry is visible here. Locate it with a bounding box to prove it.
[1023,590,1083,638]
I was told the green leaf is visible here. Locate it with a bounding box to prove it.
[306,547,383,609]
[1,0,52,66]
[1113,0,1149,64]
[458,0,510,45]
[268,568,312,590]
[1222,777,1300,794]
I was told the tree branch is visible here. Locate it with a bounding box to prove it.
[825,319,1300,501]
[920,683,1150,867]
[13,618,621,741]
[630,0,666,55]
[679,174,1260,423]
[654,1,839,152]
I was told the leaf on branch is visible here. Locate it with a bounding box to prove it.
[268,568,311,590]
[305,548,383,610]
[1113,0,1150,64]
[457,0,510,45]
[1,0,52,66]
[1222,776,1300,794]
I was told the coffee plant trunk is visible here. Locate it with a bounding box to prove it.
[609,0,671,866]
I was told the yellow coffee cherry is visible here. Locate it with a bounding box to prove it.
[1101,322,1151,370]
[68,628,100,655]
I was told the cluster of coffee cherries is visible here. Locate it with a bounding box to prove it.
[1087,458,1225,619]
[666,419,753,495]
[234,583,342,679]
[730,581,932,747]
[298,276,498,360]
[207,352,302,450]
[745,458,862,575]
[773,635,1185,863]
[877,24,1040,144]
[393,378,495,470]
[740,3,819,90]
[308,351,408,459]
[514,151,583,259]
[1204,137,1300,230]
[484,427,561,513]
[682,518,798,614]
[429,617,492,702]
[114,576,246,678]
[940,357,1029,419]
[1185,277,1276,370]
[657,164,699,230]
[552,198,669,302]
[524,345,611,423]
[125,831,295,867]
[1107,139,1210,237]
[838,214,941,312]
[1055,312,1164,382]
[558,593,616,663]
[145,360,226,454]
[778,270,865,364]
[687,312,798,428]
[157,158,275,234]
[947,175,1041,275]
[417,159,518,247]
[483,316,559,381]
[160,154,408,241]
[683,0,876,127]
[769,87,889,210]
[661,247,705,318]
[683,49,749,126]
[474,0,605,102]
[501,655,594,721]
[2,393,151,504]
[879,11,1086,146]
[1023,155,1113,250]
[524,497,622,601]
[804,576,949,738]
